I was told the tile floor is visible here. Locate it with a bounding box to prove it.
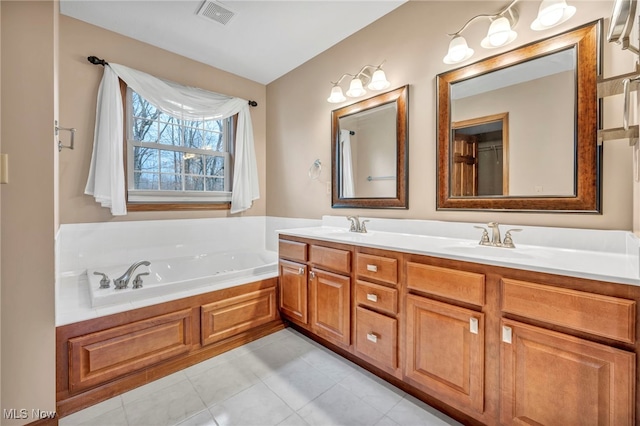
[60,328,462,426]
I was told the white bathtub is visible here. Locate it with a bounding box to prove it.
[87,250,278,307]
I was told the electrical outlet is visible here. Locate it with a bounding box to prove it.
[534,185,543,193]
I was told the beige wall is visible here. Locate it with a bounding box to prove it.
[1,2,57,424]
[59,16,267,224]
[266,1,635,230]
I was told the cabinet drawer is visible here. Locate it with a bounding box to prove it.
[502,278,636,343]
[356,253,398,285]
[406,262,485,306]
[355,307,398,370]
[68,309,192,393]
[201,287,277,346]
[310,245,351,273]
[279,239,307,262]
[355,280,398,315]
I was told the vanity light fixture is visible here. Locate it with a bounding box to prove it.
[327,62,390,103]
[443,0,576,64]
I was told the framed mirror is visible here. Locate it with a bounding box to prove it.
[332,85,408,208]
[437,20,601,212]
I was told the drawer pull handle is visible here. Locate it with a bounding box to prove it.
[366,332,378,343]
[502,325,512,344]
[298,267,305,275]
[366,264,378,272]
[366,293,378,302]
[469,317,479,334]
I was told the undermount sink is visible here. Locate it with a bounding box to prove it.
[442,243,534,260]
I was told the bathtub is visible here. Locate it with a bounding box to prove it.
[87,250,278,307]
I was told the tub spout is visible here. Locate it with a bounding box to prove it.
[114,261,151,289]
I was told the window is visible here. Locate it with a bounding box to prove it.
[126,88,234,205]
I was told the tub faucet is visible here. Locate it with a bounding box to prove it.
[114,260,150,289]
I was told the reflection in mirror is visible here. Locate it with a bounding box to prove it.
[437,20,601,212]
[332,85,408,209]
[338,103,397,198]
[452,113,509,197]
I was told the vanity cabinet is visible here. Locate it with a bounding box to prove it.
[277,234,640,426]
[500,319,635,426]
[278,238,352,348]
[353,249,401,375]
[404,261,486,415]
[499,277,637,425]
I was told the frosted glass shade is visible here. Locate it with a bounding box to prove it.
[531,0,576,30]
[327,85,346,103]
[443,35,474,64]
[481,16,517,48]
[368,69,391,91]
[346,78,366,97]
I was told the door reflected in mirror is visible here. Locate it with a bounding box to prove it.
[452,113,509,197]
[332,85,408,209]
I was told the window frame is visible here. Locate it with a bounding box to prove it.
[119,80,236,212]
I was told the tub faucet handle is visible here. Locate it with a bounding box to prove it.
[93,272,111,289]
[132,272,149,289]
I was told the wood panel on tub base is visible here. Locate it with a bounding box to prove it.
[56,278,283,418]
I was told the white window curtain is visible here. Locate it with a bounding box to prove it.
[340,129,355,197]
[84,63,259,215]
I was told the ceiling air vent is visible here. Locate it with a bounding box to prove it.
[197,1,235,26]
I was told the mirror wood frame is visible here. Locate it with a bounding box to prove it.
[437,20,601,212]
[331,85,409,209]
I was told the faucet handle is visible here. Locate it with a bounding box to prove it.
[93,272,111,289]
[132,272,149,289]
[474,226,490,245]
[360,220,370,233]
[502,229,522,248]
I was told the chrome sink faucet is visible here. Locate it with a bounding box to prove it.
[347,216,369,233]
[114,260,151,289]
[474,223,522,248]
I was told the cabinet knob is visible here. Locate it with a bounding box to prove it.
[298,267,305,275]
[502,325,512,344]
[366,264,378,272]
[309,271,316,279]
[366,332,378,343]
[366,293,378,302]
[469,317,479,334]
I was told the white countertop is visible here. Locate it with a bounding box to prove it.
[278,226,640,286]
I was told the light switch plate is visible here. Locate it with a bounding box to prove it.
[0,154,8,184]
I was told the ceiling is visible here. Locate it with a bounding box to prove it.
[60,0,408,85]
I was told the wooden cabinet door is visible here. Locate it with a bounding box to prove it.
[500,319,636,426]
[310,267,350,347]
[405,295,485,414]
[278,260,308,325]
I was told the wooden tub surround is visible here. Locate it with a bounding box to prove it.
[278,234,639,426]
[56,278,283,417]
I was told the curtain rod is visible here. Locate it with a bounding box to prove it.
[87,56,258,107]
